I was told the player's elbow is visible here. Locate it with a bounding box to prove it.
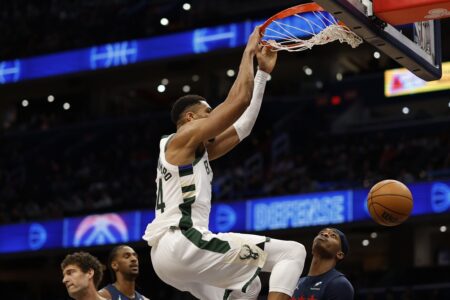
[233,82,253,108]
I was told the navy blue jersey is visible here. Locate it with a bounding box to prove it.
[103,284,147,300]
[292,268,354,300]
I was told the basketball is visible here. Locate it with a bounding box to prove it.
[367,180,413,226]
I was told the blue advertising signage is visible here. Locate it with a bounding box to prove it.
[0,21,260,85]
[0,12,335,85]
[246,191,354,231]
[1,180,449,254]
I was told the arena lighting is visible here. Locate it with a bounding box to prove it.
[47,95,55,102]
[303,66,313,76]
[160,18,169,26]
[331,95,342,105]
[157,84,166,93]
[21,99,29,107]
[182,3,191,11]
[362,239,370,247]
[440,226,447,233]
[370,232,378,239]
[192,74,200,82]
[448,101,450,108]
[336,72,343,81]
[182,85,191,93]
[402,106,410,114]
[373,51,381,59]
[315,81,323,89]
[226,69,235,77]
[161,78,169,85]
[63,102,70,110]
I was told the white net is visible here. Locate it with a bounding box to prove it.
[263,11,363,51]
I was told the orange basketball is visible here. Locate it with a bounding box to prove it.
[367,179,413,226]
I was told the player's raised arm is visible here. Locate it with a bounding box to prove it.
[206,41,278,161]
[169,27,262,152]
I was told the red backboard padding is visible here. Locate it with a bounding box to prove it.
[373,0,450,25]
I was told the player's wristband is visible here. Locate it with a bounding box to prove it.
[233,70,269,141]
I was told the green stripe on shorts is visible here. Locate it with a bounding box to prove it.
[182,227,231,254]
[242,267,262,292]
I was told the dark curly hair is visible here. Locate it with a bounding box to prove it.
[61,251,104,288]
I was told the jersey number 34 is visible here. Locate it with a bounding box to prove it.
[156,178,166,213]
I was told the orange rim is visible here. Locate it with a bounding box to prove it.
[260,2,345,34]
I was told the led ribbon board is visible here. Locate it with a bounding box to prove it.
[0,14,338,85]
[1,180,449,254]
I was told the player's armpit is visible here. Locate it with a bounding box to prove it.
[206,126,240,161]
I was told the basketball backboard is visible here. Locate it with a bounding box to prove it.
[313,0,442,81]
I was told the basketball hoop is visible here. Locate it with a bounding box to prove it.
[260,3,363,51]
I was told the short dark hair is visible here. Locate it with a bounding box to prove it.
[107,245,128,282]
[61,252,104,288]
[171,94,205,125]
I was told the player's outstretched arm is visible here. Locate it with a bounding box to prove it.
[207,41,278,161]
[169,26,262,158]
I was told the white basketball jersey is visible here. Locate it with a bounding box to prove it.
[143,134,214,246]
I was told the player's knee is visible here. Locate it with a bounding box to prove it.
[229,276,261,299]
[286,241,306,262]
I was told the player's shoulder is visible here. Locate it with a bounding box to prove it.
[328,273,353,290]
[135,289,150,300]
[324,272,354,299]
[98,286,112,299]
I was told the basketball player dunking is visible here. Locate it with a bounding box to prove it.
[143,26,307,300]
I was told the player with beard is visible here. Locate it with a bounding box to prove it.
[99,245,149,300]
[292,228,354,300]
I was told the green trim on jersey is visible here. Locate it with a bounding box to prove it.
[178,164,196,229]
[182,227,231,254]
[177,163,230,254]
[223,289,232,300]
[181,184,196,193]
[179,167,194,177]
[178,196,195,229]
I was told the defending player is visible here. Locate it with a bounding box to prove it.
[143,26,306,300]
[61,251,107,300]
[292,228,354,300]
[99,245,149,300]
